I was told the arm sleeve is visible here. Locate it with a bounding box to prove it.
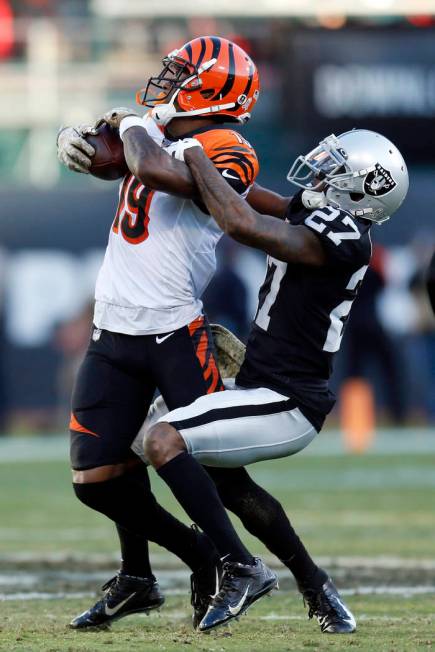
[194,129,259,196]
[302,206,371,268]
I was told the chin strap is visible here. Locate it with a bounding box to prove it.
[151,101,238,126]
[302,189,328,210]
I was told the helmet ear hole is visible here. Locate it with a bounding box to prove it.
[200,89,215,99]
[350,192,364,202]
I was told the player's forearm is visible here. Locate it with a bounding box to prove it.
[122,127,196,197]
[185,147,325,265]
[185,147,258,237]
[247,183,291,218]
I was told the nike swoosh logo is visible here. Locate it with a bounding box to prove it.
[156,332,175,344]
[228,583,250,616]
[222,169,239,181]
[104,592,136,616]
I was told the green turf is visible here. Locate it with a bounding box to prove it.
[1,594,434,652]
[1,444,435,651]
[1,452,434,558]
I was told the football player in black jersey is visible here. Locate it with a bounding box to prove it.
[143,130,409,632]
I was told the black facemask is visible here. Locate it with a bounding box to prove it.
[137,56,199,107]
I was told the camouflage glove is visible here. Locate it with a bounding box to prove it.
[94,107,139,130]
[56,125,95,174]
[211,323,246,379]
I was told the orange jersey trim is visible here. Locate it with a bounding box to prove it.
[194,129,259,189]
[188,316,224,394]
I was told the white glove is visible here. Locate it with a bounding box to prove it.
[164,137,203,162]
[151,103,177,127]
[302,189,328,210]
[95,107,139,130]
[57,125,96,174]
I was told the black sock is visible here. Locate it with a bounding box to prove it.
[116,524,152,578]
[73,465,216,572]
[209,466,326,588]
[157,452,252,565]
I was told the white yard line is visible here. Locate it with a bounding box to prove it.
[2,585,435,603]
[2,552,435,570]
[1,429,435,463]
[0,591,95,601]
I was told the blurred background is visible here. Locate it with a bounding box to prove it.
[1,0,434,437]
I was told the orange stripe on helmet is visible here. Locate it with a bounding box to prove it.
[171,36,259,123]
[191,36,207,68]
[212,40,235,101]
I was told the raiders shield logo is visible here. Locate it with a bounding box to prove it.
[364,163,397,197]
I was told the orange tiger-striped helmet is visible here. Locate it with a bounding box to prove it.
[136,36,260,127]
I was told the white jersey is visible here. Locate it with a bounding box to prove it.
[94,119,259,335]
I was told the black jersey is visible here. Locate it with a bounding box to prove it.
[236,193,372,431]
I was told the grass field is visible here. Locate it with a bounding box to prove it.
[1,431,435,651]
[2,594,435,652]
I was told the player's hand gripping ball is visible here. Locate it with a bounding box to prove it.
[57,108,137,179]
[57,125,96,174]
[82,107,138,180]
[57,123,128,180]
[84,123,128,180]
[94,106,139,130]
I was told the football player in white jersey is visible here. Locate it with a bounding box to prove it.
[58,37,331,632]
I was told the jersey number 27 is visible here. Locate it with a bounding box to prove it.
[304,207,360,246]
[256,257,367,353]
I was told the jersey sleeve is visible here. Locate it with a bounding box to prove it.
[194,129,259,196]
[302,205,371,267]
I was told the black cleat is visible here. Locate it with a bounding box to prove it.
[190,563,221,629]
[198,557,278,632]
[69,573,164,629]
[301,578,356,633]
[189,523,221,629]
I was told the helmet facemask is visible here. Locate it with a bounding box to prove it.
[137,55,202,108]
[136,52,222,126]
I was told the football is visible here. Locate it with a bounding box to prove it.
[85,123,128,180]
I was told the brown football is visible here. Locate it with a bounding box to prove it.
[85,123,128,181]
